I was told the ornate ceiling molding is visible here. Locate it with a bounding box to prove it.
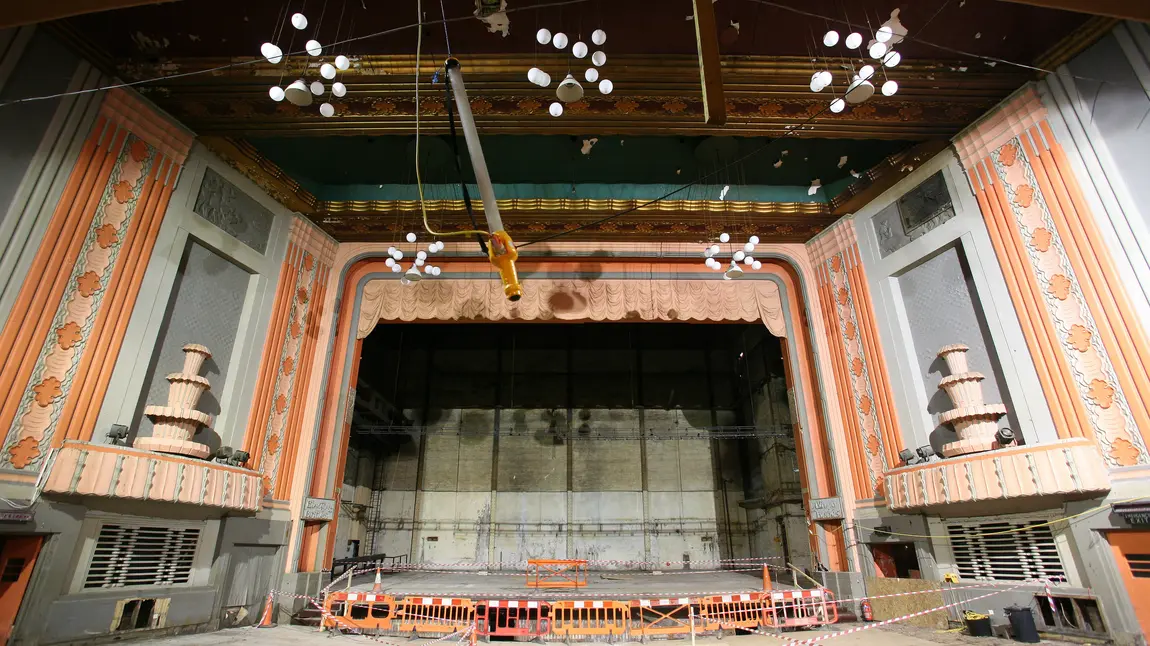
[131,54,1026,139]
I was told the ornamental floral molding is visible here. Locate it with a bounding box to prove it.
[824,252,887,497]
[991,139,1148,467]
[2,138,155,471]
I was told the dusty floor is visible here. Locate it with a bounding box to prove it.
[140,624,1076,646]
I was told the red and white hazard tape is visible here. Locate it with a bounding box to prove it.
[773,583,1025,645]
[379,556,783,571]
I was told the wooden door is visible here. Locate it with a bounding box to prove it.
[1109,531,1150,636]
[0,536,42,644]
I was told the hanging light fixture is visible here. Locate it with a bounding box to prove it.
[285,79,313,106]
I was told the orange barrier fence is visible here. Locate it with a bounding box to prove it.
[763,588,838,629]
[550,600,629,638]
[319,588,837,638]
[699,593,771,631]
[395,597,477,634]
[526,559,588,588]
[477,600,550,639]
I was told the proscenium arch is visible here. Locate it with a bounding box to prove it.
[294,252,848,573]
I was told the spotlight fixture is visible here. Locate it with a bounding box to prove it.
[995,427,1016,447]
[898,448,916,465]
[916,445,936,461]
[106,424,130,445]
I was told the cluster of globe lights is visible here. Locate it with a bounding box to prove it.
[528,28,613,118]
[260,12,349,117]
[386,232,445,285]
[811,20,906,114]
[703,233,764,280]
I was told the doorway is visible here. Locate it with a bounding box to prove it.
[0,536,42,644]
[1109,531,1150,636]
[871,542,922,578]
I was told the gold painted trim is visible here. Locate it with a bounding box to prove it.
[321,198,830,216]
[1034,16,1120,71]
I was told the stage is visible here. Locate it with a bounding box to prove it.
[343,568,789,599]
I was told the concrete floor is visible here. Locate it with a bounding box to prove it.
[139,624,1073,646]
[344,569,780,598]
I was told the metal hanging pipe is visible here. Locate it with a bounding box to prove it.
[444,58,521,301]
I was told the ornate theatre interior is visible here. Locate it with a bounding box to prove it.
[0,0,1148,644]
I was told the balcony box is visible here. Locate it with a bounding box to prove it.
[884,438,1109,516]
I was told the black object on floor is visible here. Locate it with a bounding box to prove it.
[1005,606,1040,643]
[965,617,993,637]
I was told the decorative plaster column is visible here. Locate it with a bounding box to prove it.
[0,89,195,471]
[953,84,1150,468]
[807,218,901,501]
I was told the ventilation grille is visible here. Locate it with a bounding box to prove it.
[1127,553,1150,579]
[946,520,1066,582]
[83,524,201,589]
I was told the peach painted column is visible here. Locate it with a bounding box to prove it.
[954,85,1150,469]
[243,216,338,503]
[0,89,194,472]
[807,218,902,502]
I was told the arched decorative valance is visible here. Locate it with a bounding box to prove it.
[356,277,786,339]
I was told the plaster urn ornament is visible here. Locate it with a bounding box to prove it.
[935,344,1008,457]
[134,344,216,459]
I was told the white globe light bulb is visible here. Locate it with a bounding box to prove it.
[310,81,325,95]
[744,242,755,252]
[332,82,347,97]
[538,72,551,87]
[553,32,568,49]
[830,98,846,113]
[592,29,607,45]
[528,67,542,84]
[710,244,720,256]
[823,30,839,47]
[319,102,334,117]
[810,72,826,92]
[598,79,613,95]
[749,235,760,245]
[385,257,396,267]
[394,250,404,260]
[752,260,762,270]
[428,243,438,253]
[734,250,746,262]
[261,42,283,64]
[744,256,754,266]
[869,41,888,59]
[415,258,425,267]
[703,247,714,258]
[391,264,401,273]
[819,70,833,87]
[536,28,552,45]
[269,86,285,101]
[335,55,350,70]
[387,246,397,256]
[306,39,322,56]
[882,80,899,96]
[573,41,588,58]
[320,63,337,79]
[585,68,599,83]
[417,250,427,260]
[433,266,442,276]
[845,32,863,49]
[592,50,607,66]
[549,102,563,117]
[406,232,417,242]
[859,65,875,80]
[436,240,445,250]
[291,13,308,30]
[876,25,894,43]
[719,232,730,243]
[882,51,901,68]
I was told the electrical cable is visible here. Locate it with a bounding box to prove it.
[414,0,489,241]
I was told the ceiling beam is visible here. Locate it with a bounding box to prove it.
[997,0,1150,22]
[692,0,726,126]
[0,0,179,28]
[830,139,951,217]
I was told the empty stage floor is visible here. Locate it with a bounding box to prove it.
[344,569,784,598]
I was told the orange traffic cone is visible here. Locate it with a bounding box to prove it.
[257,592,275,628]
[371,567,383,593]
